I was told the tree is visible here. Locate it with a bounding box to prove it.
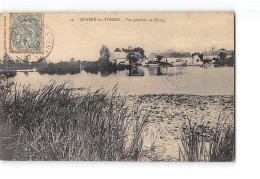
[156,55,164,62]
[133,47,145,57]
[123,47,145,65]
[97,45,115,74]
[122,47,145,57]
[219,52,227,60]
[127,53,136,65]
[114,48,122,52]
[98,45,110,64]
[3,52,14,69]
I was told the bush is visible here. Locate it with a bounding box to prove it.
[83,61,100,74]
[37,62,80,75]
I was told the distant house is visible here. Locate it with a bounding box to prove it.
[109,50,129,65]
[162,55,194,65]
[203,49,233,61]
[109,49,144,65]
[203,51,219,61]
[161,57,190,66]
[157,51,192,65]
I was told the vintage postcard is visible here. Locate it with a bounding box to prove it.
[0,12,234,161]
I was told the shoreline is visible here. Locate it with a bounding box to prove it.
[125,93,234,97]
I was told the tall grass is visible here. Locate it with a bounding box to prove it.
[179,114,234,162]
[0,80,150,161]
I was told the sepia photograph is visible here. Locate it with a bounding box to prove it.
[0,12,234,162]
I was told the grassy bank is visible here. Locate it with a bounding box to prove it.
[0,80,150,161]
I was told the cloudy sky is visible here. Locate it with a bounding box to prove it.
[8,12,235,62]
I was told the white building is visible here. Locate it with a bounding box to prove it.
[162,57,195,66]
[109,51,129,65]
[203,50,233,61]
[110,50,144,65]
[203,51,219,61]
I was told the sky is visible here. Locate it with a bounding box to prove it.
[1,12,234,62]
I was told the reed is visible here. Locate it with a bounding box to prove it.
[0,81,150,161]
[179,114,234,162]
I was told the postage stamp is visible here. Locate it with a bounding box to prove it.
[9,13,44,54]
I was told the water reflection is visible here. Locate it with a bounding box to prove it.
[148,67,165,76]
[8,66,234,95]
[100,69,117,77]
[23,71,29,76]
[84,65,188,77]
[148,66,187,76]
[128,67,144,76]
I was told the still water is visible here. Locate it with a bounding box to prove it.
[9,66,234,96]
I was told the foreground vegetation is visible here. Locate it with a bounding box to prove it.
[0,74,234,161]
[0,77,150,161]
[179,114,235,162]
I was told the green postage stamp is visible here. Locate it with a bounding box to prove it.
[9,13,44,54]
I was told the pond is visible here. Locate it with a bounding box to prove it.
[9,66,234,96]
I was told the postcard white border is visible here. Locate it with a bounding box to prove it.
[0,0,260,179]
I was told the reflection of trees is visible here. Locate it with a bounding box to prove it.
[147,66,188,91]
[147,66,189,89]
[148,67,166,76]
[23,71,29,76]
[128,67,144,76]
[156,67,163,75]
[100,67,117,77]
